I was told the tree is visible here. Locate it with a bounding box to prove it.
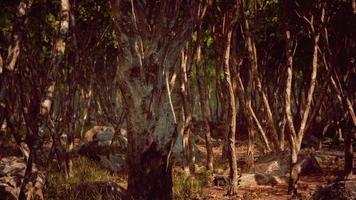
[110,0,199,199]
[283,0,325,196]
[0,0,32,160]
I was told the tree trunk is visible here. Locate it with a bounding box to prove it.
[19,1,70,197]
[111,1,198,198]
[179,49,194,175]
[288,143,299,196]
[344,126,353,178]
[284,1,322,193]
[222,29,238,195]
[0,0,32,135]
[283,1,298,195]
[240,3,281,152]
[196,32,214,171]
[236,74,272,152]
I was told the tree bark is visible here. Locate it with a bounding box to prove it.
[0,0,32,141]
[196,29,214,171]
[179,48,194,175]
[111,1,198,199]
[284,1,323,194]
[222,29,238,195]
[19,1,70,198]
[240,3,281,152]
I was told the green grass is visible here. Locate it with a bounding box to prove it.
[173,169,210,200]
[46,157,124,200]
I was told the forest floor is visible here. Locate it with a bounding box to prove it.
[1,136,355,200]
[194,141,354,200]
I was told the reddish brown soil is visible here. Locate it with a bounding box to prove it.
[195,141,350,200]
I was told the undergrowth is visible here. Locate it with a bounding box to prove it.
[46,157,123,200]
[173,169,210,200]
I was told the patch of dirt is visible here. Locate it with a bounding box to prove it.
[203,173,328,200]
[194,140,351,200]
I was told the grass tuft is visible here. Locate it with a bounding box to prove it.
[46,157,122,200]
[173,170,210,200]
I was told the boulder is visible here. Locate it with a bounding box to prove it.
[253,151,290,175]
[98,155,126,173]
[0,156,45,200]
[84,126,115,142]
[239,173,287,187]
[311,180,356,200]
[79,126,127,158]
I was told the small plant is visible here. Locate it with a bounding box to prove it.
[173,170,208,200]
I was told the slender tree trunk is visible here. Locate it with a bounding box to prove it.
[236,74,272,152]
[284,1,298,195]
[222,29,238,195]
[343,125,353,178]
[285,6,321,193]
[196,30,214,171]
[80,87,93,137]
[239,0,280,153]
[179,49,194,175]
[0,0,32,138]
[20,2,70,197]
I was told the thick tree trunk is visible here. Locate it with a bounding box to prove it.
[127,141,174,200]
[111,1,198,199]
[119,80,177,200]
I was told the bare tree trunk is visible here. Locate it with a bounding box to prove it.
[284,1,298,195]
[0,0,32,140]
[80,87,93,137]
[222,29,238,195]
[179,49,194,175]
[284,1,323,193]
[343,125,353,178]
[19,1,70,198]
[111,1,198,198]
[239,0,280,153]
[196,30,214,171]
[236,74,272,152]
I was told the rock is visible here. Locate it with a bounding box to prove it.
[211,172,287,188]
[79,126,128,158]
[239,173,287,187]
[98,155,125,173]
[212,174,230,186]
[74,181,126,200]
[312,150,344,169]
[254,151,290,175]
[0,156,45,200]
[311,180,356,200]
[79,126,128,172]
[85,126,115,142]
